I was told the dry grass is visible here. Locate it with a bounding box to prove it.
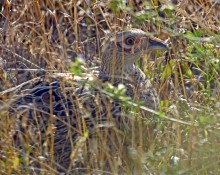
[0,0,220,174]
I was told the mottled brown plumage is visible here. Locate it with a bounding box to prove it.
[99,29,167,109]
[7,29,167,172]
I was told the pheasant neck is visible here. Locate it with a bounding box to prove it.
[99,62,144,85]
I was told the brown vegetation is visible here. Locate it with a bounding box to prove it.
[0,0,219,174]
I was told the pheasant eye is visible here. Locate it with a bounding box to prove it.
[125,37,135,45]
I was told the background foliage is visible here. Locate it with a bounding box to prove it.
[0,0,220,174]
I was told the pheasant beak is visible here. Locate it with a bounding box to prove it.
[148,37,168,51]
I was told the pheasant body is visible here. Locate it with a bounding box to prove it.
[8,29,167,171]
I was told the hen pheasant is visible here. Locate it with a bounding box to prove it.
[7,28,167,171]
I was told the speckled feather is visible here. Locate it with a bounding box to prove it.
[8,29,167,170]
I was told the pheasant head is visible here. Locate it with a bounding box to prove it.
[99,29,167,83]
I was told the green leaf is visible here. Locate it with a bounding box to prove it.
[109,0,123,13]
[161,60,175,81]
[84,130,89,138]
[181,62,193,78]
[69,58,85,76]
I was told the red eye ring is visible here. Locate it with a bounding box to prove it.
[125,37,135,45]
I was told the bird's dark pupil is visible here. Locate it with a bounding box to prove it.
[126,37,134,45]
